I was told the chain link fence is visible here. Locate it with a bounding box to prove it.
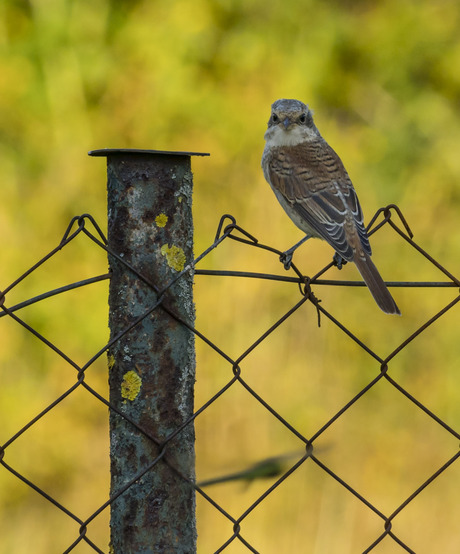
[1,201,459,553]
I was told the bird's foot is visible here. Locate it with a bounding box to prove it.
[333,253,347,270]
[280,251,293,270]
[279,235,311,270]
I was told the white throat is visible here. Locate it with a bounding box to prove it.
[264,125,317,147]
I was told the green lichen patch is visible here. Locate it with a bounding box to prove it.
[121,370,142,401]
[160,244,186,271]
[155,213,168,227]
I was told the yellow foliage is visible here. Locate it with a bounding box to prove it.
[1,0,460,552]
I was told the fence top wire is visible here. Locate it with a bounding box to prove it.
[0,204,459,553]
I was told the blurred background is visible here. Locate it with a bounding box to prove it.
[1,0,460,552]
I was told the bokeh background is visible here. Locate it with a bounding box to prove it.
[1,0,460,552]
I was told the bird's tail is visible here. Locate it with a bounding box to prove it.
[353,255,401,315]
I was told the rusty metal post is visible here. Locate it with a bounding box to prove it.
[89,148,208,553]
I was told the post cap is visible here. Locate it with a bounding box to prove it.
[88,148,210,157]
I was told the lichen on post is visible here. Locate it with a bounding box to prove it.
[89,148,208,553]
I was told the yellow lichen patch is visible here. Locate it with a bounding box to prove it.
[155,213,168,227]
[121,370,142,401]
[107,354,115,371]
[160,244,186,271]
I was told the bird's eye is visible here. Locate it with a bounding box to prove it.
[272,113,279,123]
[299,114,307,124]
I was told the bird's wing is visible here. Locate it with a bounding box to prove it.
[267,140,371,261]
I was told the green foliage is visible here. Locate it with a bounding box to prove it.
[1,0,460,552]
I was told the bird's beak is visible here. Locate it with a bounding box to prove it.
[283,117,290,130]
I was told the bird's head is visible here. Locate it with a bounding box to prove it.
[264,99,319,146]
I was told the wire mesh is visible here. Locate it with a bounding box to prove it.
[0,205,459,553]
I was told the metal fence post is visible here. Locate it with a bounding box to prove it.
[89,148,209,553]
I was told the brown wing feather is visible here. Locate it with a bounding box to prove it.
[267,139,371,262]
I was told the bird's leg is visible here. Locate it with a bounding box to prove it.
[280,234,311,270]
[333,252,348,270]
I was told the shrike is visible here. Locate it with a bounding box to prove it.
[262,98,400,315]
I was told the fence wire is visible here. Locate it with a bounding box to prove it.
[0,204,459,553]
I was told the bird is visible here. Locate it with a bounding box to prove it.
[261,98,400,315]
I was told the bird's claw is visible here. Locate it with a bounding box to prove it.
[333,253,347,270]
[280,251,293,270]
